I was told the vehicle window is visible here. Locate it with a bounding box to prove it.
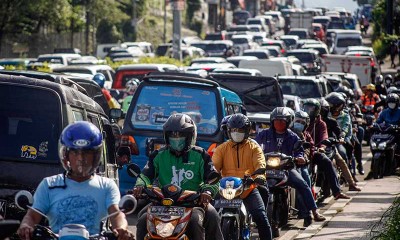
[279,80,322,98]
[0,85,61,162]
[232,38,249,44]
[289,31,307,39]
[191,43,209,51]
[205,43,228,52]
[247,20,260,25]
[337,38,362,48]
[73,111,84,121]
[37,57,63,64]
[286,52,314,62]
[131,85,219,135]
[87,113,105,171]
[226,103,240,115]
[243,52,267,59]
[282,39,296,47]
[267,49,279,57]
[55,69,92,75]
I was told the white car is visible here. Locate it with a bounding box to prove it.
[264,11,285,29]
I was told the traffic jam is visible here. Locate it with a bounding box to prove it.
[1,1,397,240]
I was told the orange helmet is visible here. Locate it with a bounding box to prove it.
[365,84,376,92]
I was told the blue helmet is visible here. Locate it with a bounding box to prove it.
[59,121,103,175]
[93,73,106,88]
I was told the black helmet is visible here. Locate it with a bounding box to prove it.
[163,113,196,153]
[386,93,400,109]
[325,92,346,114]
[227,113,251,141]
[336,85,354,100]
[385,74,393,85]
[375,75,383,84]
[270,107,294,128]
[319,99,330,118]
[302,99,321,120]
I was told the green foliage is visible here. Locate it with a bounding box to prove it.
[186,0,202,25]
[373,34,400,60]
[106,56,189,70]
[371,197,400,239]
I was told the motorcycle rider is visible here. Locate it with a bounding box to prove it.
[255,107,326,229]
[212,113,273,240]
[359,84,381,111]
[384,74,394,88]
[93,73,121,109]
[133,113,223,240]
[17,121,134,239]
[375,75,387,96]
[365,93,400,180]
[320,99,361,191]
[302,100,356,195]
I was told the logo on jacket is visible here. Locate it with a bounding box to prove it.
[21,145,37,159]
[171,166,194,187]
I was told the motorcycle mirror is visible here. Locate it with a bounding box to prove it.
[119,195,137,215]
[15,190,33,210]
[126,163,141,178]
[0,220,20,240]
[302,142,312,149]
[206,171,221,185]
[252,168,266,176]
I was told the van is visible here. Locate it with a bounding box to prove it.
[112,63,180,89]
[332,30,362,54]
[239,59,293,77]
[119,72,244,194]
[0,73,119,220]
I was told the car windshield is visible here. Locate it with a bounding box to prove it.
[232,38,249,44]
[282,38,296,47]
[191,43,209,50]
[288,31,307,39]
[37,57,63,64]
[337,38,362,48]
[267,49,279,57]
[131,85,219,135]
[279,80,322,98]
[205,43,228,52]
[0,85,61,161]
[286,52,315,62]
[54,69,92,75]
[243,52,267,59]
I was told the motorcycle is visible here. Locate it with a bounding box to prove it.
[362,105,375,145]
[370,123,400,179]
[214,168,266,240]
[0,219,20,239]
[13,190,136,240]
[126,163,220,240]
[264,152,295,237]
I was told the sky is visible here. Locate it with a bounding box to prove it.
[293,0,360,13]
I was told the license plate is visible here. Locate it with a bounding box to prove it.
[149,206,185,217]
[214,199,242,208]
[266,169,285,179]
[0,199,7,217]
[154,143,165,151]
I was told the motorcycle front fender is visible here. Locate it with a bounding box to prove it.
[373,152,382,160]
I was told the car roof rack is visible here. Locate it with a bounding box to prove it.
[143,72,219,87]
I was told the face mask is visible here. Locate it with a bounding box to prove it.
[169,137,186,152]
[273,121,287,132]
[230,132,245,143]
[293,122,305,132]
[388,102,397,109]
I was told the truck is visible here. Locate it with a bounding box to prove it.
[321,54,373,86]
[289,12,313,30]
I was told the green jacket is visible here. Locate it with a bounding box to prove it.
[135,146,219,197]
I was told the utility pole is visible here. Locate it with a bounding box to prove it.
[386,0,394,35]
[132,0,137,40]
[164,0,167,43]
[172,0,183,61]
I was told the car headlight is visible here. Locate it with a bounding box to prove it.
[266,157,281,167]
[156,221,177,238]
[378,142,387,150]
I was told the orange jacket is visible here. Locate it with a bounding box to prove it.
[212,139,266,178]
[360,93,380,106]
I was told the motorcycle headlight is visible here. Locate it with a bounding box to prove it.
[370,141,377,150]
[378,142,387,150]
[219,187,242,200]
[266,157,281,167]
[156,221,177,238]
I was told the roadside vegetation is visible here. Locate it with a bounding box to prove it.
[370,196,400,239]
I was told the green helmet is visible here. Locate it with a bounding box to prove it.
[302,99,321,120]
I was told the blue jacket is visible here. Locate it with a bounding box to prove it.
[255,128,304,158]
[376,108,400,125]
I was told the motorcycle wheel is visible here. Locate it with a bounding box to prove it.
[275,190,289,227]
[373,157,381,179]
[222,218,240,240]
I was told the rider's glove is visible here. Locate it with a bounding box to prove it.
[254,175,266,185]
[133,186,144,198]
[200,191,212,206]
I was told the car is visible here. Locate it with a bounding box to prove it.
[119,72,245,194]
[344,46,375,55]
[292,64,307,76]
[296,39,322,49]
[313,16,331,30]
[204,40,234,57]
[285,49,322,75]
[283,94,302,112]
[264,11,285,29]
[231,35,257,53]
[246,18,269,33]
[252,32,269,45]
[52,65,115,89]
[331,30,362,54]
[112,63,180,90]
[278,75,333,101]
[279,35,300,50]
[166,45,205,58]
[233,10,252,25]
[185,63,236,73]
[190,57,227,66]
[226,56,258,67]
[69,55,106,65]
[261,39,287,54]
[210,74,284,133]
[255,15,276,35]
[211,68,263,76]
[189,40,212,51]
[322,72,363,99]
[0,72,120,220]
[205,32,227,41]
[259,45,282,57]
[155,43,172,57]
[0,58,35,69]
[287,28,310,39]
[243,49,271,59]
[122,41,155,57]
[27,53,82,70]
[301,43,329,56]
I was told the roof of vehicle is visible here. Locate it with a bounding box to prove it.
[278,75,328,83]
[260,45,281,50]
[211,68,262,76]
[288,28,309,32]
[0,71,105,114]
[37,53,82,58]
[344,51,373,57]
[231,34,253,40]
[332,29,361,35]
[269,56,300,64]
[313,16,331,20]
[244,49,270,53]
[186,63,236,71]
[191,57,227,64]
[286,49,320,54]
[116,63,179,71]
[279,35,300,40]
[346,46,374,53]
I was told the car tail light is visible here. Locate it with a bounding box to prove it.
[120,135,139,155]
[207,143,218,157]
[355,53,361,56]
[370,58,375,67]
[280,49,285,54]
